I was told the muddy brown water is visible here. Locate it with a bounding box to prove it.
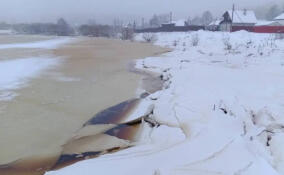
[0,36,169,175]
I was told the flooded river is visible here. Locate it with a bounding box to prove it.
[0,35,168,175]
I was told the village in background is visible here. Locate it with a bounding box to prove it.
[0,3,284,39]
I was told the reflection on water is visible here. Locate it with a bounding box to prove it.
[83,98,140,126]
[53,117,143,170]
[0,97,151,175]
[0,156,58,175]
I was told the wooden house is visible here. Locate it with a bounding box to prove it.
[220,9,257,32]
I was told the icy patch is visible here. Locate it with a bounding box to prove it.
[0,91,17,101]
[0,57,59,101]
[55,76,80,82]
[0,38,73,50]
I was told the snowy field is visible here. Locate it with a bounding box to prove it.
[47,31,284,175]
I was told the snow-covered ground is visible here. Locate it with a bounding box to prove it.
[47,31,284,175]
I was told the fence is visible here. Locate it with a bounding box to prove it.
[253,26,284,33]
[135,25,284,34]
[232,26,284,33]
[232,26,254,32]
[135,25,205,33]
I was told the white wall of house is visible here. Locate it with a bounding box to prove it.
[220,23,231,32]
[275,20,284,25]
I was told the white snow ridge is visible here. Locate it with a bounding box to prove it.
[0,38,73,50]
[0,57,59,101]
[47,31,284,175]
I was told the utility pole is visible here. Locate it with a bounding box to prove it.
[133,21,136,30]
[231,4,235,32]
[142,18,145,29]
[170,12,173,23]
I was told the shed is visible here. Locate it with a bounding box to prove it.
[207,19,222,31]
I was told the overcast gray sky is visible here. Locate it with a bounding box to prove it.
[0,0,282,24]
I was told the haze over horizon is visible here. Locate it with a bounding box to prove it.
[0,0,283,25]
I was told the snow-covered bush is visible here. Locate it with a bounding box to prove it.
[173,40,178,47]
[266,35,277,48]
[275,33,284,40]
[222,35,232,51]
[142,33,157,43]
[245,39,253,49]
[190,33,199,47]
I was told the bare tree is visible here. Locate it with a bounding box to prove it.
[121,27,134,41]
[149,13,171,27]
[186,17,192,26]
[201,11,213,25]
[191,16,202,25]
[56,18,74,36]
[266,5,281,20]
[149,14,160,27]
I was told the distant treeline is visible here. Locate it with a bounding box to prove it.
[12,18,74,36]
[78,25,120,37]
[0,18,124,38]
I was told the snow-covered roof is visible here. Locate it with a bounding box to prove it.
[275,13,284,20]
[256,20,282,26]
[227,10,257,24]
[209,19,222,26]
[172,20,186,26]
[161,20,186,27]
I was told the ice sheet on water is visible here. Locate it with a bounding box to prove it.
[0,38,73,49]
[0,57,59,101]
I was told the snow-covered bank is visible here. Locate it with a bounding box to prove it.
[0,38,73,49]
[47,31,284,175]
[0,57,59,101]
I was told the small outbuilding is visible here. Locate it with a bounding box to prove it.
[207,19,222,31]
[161,19,186,28]
[172,19,187,27]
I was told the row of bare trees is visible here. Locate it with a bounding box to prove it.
[265,5,284,20]
[9,18,127,38]
[12,18,74,36]
[146,11,214,28]
[187,11,214,26]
